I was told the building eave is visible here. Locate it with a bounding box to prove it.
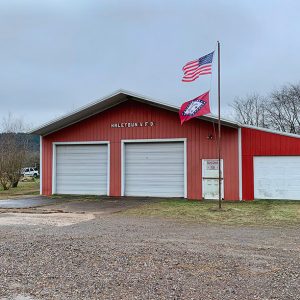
[29,89,239,136]
[241,124,300,139]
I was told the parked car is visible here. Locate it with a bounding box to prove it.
[21,167,39,177]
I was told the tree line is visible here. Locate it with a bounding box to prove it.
[0,114,39,190]
[231,83,300,134]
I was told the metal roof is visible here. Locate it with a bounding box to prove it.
[241,124,300,139]
[29,89,240,136]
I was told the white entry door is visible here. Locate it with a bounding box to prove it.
[55,144,108,195]
[124,142,185,197]
[254,156,300,200]
[202,159,224,199]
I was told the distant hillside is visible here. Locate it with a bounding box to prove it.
[0,133,40,152]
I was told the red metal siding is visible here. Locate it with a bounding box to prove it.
[42,100,239,200]
[242,127,300,200]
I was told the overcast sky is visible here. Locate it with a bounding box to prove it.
[1,0,300,129]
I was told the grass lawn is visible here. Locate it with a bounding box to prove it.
[0,179,40,199]
[123,199,300,227]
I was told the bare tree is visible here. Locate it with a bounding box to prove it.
[1,112,26,133]
[231,93,268,128]
[266,84,300,134]
[231,84,300,134]
[0,135,12,190]
[0,114,29,189]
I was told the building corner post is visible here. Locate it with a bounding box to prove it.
[39,136,43,195]
[238,127,243,201]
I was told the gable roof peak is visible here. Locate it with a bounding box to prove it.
[29,89,239,136]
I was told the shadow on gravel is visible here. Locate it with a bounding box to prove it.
[0,196,63,209]
[41,196,164,214]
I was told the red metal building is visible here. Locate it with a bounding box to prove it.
[31,90,300,201]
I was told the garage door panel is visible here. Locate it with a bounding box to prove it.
[56,173,107,177]
[124,142,185,197]
[126,156,184,162]
[55,144,108,195]
[126,191,182,197]
[127,143,183,150]
[125,186,183,196]
[254,156,300,200]
[57,146,102,152]
[56,167,105,173]
[125,175,184,181]
[125,180,184,186]
[57,161,106,166]
[126,168,183,174]
[56,177,107,185]
[127,156,184,160]
[55,188,104,195]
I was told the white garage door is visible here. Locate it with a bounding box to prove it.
[124,142,185,197]
[254,156,300,200]
[55,144,108,195]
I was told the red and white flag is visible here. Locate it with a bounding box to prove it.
[179,91,211,125]
[182,51,214,82]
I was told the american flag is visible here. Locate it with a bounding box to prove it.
[182,51,214,82]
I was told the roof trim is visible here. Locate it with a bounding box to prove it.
[28,89,300,139]
[29,89,239,136]
[241,124,300,139]
[29,89,126,135]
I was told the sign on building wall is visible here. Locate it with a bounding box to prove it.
[111,121,156,128]
[202,159,223,178]
[202,159,224,199]
[206,159,219,170]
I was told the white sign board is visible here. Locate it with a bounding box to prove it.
[202,159,224,200]
[202,159,223,178]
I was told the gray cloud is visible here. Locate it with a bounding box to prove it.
[0,0,299,128]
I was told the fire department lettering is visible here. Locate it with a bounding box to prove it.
[111,121,155,128]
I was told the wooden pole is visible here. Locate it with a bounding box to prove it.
[217,41,222,209]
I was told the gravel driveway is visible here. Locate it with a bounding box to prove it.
[0,207,299,299]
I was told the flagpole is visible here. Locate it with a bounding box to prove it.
[217,41,222,209]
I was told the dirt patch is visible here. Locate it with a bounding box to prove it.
[0,212,95,227]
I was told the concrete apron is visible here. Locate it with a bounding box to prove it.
[0,196,60,209]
